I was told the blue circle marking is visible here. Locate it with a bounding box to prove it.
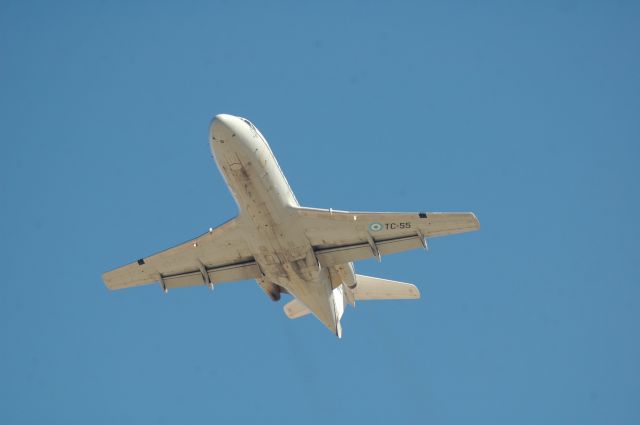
[369,222,383,232]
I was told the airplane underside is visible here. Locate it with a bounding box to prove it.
[253,240,342,336]
[102,114,479,337]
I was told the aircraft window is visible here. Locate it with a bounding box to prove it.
[241,118,254,128]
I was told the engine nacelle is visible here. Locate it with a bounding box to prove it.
[256,278,285,301]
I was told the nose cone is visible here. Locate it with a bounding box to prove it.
[214,114,234,128]
[210,114,236,141]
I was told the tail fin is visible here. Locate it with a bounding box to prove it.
[282,275,419,321]
[283,294,343,338]
[353,275,420,300]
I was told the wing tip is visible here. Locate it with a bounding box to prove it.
[469,212,480,230]
[409,284,421,299]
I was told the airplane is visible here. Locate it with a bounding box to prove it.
[102,114,480,337]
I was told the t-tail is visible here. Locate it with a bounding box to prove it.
[284,273,420,337]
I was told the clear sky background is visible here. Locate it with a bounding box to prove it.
[1,1,639,424]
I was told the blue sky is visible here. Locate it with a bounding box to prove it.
[1,1,639,424]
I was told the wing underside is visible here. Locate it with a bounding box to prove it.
[295,207,479,266]
[102,217,260,290]
[103,209,479,292]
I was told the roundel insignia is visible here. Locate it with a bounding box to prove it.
[369,222,383,232]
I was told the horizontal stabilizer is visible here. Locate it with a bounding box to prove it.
[354,275,420,300]
[283,298,312,319]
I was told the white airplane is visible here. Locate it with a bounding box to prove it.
[103,114,479,337]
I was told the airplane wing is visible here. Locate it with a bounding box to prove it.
[102,217,261,291]
[294,207,479,267]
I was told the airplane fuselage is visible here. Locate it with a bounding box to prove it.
[210,114,342,334]
[103,114,478,337]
